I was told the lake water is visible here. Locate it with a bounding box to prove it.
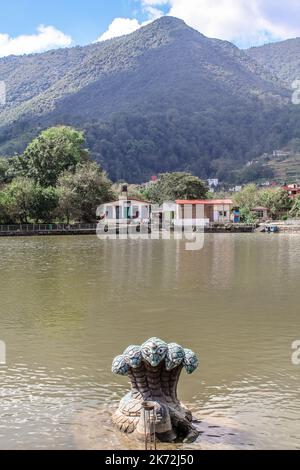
[0,234,299,450]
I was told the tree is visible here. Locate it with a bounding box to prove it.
[144,172,208,205]
[234,185,292,221]
[258,188,292,219]
[238,206,256,224]
[2,178,36,224]
[1,154,40,187]
[31,186,59,223]
[0,158,9,186]
[57,162,115,223]
[22,126,90,187]
[234,184,258,211]
[0,179,59,224]
[234,163,274,184]
[56,184,77,225]
[0,190,13,223]
[5,155,29,181]
[289,195,300,218]
[112,182,147,201]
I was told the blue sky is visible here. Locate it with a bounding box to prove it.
[0,0,145,46]
[0,0,299,57]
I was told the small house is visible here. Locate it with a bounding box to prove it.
[97,198,151,223]
[251,206,269,222]
[282,184,300,199]
[175,199,233,224]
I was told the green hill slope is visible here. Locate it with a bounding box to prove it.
[247,37,300,87]
[0,17,299,182]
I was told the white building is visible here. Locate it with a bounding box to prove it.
[97,198,151,224]
[208,178,219,188]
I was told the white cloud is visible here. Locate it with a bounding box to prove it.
[0,25,72,58]
[107,0,300,48]
[144,0,300,47]
[98,18,146,42]
[97,1,164,42]
[144,6,165,21]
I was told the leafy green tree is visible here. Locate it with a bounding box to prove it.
[234,184,258,211]
[0,191,13,223]
[5,155,29,181]
[0,158,9,185]
[56,184,77,225]
[144,172,208,204]
[0,180,59,224]
[258,188,292,219]
[2,178,36,224]
[31,186,59,223]
[112,182,146,201]
[234,163,274,184]
[57,162,115,223]
[23,126,90,187]
[0,154,33,186]
[289,195,300,218]
[239,207,256,224]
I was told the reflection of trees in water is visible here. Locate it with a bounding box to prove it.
[1,236,300,449]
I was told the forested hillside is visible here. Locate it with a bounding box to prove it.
[247,38,300,86]
[0,16,299,183]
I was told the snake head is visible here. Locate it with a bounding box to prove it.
[183,349,199,374]
[123,345,142,369]
[165,343,185,371]
[112,355,129,376]
[141,337,168,367]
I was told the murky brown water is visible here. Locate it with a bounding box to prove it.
[0,234,299,449]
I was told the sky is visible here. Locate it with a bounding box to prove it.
[0,0,299,57]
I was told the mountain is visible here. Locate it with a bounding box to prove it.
[247,38,300,86]
[0,16,299,183]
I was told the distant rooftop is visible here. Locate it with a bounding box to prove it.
[176,199,233,205]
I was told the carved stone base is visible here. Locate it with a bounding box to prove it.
[112,338,200,443]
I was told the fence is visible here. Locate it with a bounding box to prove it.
[0,222,256,235]
[0,223,97,233]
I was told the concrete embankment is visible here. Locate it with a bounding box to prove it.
[0,229,96,237]
[258,221,300,233]
[0,224,97,237]
[0,223,256,237]
[205,224,255,233]
[277,225,300,233]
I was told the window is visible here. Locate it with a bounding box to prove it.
[124,201,132,219]
[219,211,227,217]
[124,207,131,219]
[132,206,139,219]
[106,207,113,219]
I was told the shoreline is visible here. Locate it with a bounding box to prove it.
[0,229,97,237]
[1,224,300,237]
[0,223,255,237]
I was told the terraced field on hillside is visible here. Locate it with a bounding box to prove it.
[267,154,300,182]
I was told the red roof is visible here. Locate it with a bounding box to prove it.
[176,199,233,205]
[282,186,300,192]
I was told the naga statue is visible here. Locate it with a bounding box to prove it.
[112,337,200,443]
